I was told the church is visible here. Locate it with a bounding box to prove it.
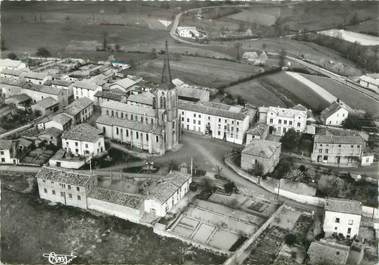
[95,41,180,155]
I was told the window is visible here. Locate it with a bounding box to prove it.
[338,145,341,148]
[85,144,88,148]
[116,127,119,135]
[126,130,129,137]
[297,122,301,127]
[136,132,139,139]
[218,118,221,122]
[156,136,159,142]
[335,218,340,223]
[193,113,196,117]
[76,187,80,191]
[187,118,189,122]
[181,117,184,121]
[52,190,56,195]
[68,185,71,190]
[269,119,273,124]
[198,121,201,125]
[193,120,196,124]
[146,134,149,141]
[278,119,282,124]
[77,195,81,200]
[75,142,78,146]
[289,121,292,125]
[69,193,72,198]
[325,149,328,154]
[347,228,351,234]
[208,116,210,120]
[0,151,3,155]
[44,188,47,193]
[284,120,287,125]
[336,251,340,255]
[199,114,201,118]
[60,192,65,197]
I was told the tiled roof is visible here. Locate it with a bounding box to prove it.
[94,90,123,102]
[73,80,98,90]
[110,77,140,90]
[39,127,63,138]
[127,92,155,106]
[0,139,13,150]
[314,134,364,145]
[1,68,27,77]
[247,123,268,136]
[308,240,350,265]
[24,71,49,80]
[6,93,31,103]
[325,198,362,215]
[22,83,61,95]
[89,188,143,209]
[64,97,93,116]
[146,171,191,203]
[268,106,307,118]
[51,79,72,87]
[178,100,247,120]
[62,123,102,142]
[320,102,346,121]
[177,85,210,101]
[242,140,281,159]
[100,100,157,117]
[33,97,59,109]
[52,113,72,126]
[35,166,92,187]
[96,115,163,135]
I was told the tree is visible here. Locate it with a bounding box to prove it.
[224,181,236,194]
[280,128,301,152]
[279,49,287,68]
[7,52,17,60]
[103,31,108,51]
[284,233,297,246]
[234,42,242,61]
[36,47,51,57]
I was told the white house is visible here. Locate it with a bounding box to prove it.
[72,80,102,101]
[320,101,349,126]
[178,100,252,145]
[323,198,362,238]
[62,123,105,157]
[44,113,73,131]
[36,166,96,209]
[176,26,201,39]
[64,97,94,124]
[358,74,379,93]
[143,171,192,217]
[265,106,307,136]
[0,140,18,164]
[23,71,51,85]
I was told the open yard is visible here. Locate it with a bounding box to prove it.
[21,148,55,165]
[301,74,379,118]
[0,172,226,264]
[170,199,266,252]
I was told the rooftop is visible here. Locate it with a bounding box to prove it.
[1,68,27,77]
[52,113,73,126]
[314,134,364,145]
[36,166,92,187]
[307,240,350,265]
[39,127,63,138]
[64,97,93,116]
[94,90,124,102]
[320,101,347,121]
[62,123,103,142]
[247,123,268,136]
[96,115,163,135]
[6,93,31,103]
[110,77,141,90]
[325,198,362,215]
[23,71,50,80]
[0,139,13,150]
[268,106,307,118]
[73,80,98,90]
[33,97,59,109]
[127,91,155,106]
[0,58,26,69]
[22,82,61,96]
[51,79,73,87]
[89,187,144,209]
[242,139,281,159]
[179,100,248,120]
[100,100,157,118]
[146,171,191,203]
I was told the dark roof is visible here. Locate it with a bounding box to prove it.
[39,127,63,138]
[314,134,364,145]
[51,79,72,87]
[33,97,59,109]
[320,102,347,121]
[308,240,350,265]
[89,188,143,209]
[96,115,163,135]
[160,41,175,90]
[35,166,92,187]
[0,139,13,150]
[62,123,102,142]
[94,90,123,102]
[52,113,73,126]
[325,198,362,215]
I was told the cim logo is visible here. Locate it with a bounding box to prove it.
[43,252,77,265]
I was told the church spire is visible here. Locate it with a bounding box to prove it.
[160,40,174,89]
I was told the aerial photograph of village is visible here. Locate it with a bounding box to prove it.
[0,0,378,264]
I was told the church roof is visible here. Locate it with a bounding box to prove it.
[160,40,175,90]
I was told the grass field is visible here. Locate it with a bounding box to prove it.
[260,72,329,111]
[135,55,262,88]
[0,173,226,264]
[301,74,379,118]
[346,18,379,37]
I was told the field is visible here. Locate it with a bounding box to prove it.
[301,74,379,118]
[0,172,226,264]
[259,72,329,111]
[135,55,262,88]
[226,79,287,107]
[346,18,379,37]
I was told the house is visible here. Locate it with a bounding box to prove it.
[173,79,210,102]
[62,123,105,157]
[0,58,27,71]
[38,127,63,146]
[311,134,364,167]
[0,68,28,81]
[64,97,94,124]
[241,140,281,175]
[23,71,51,85]
[45,113,73,131]
[111,61,130,70]
[320,101,349,126]
[178,100,252,145]
[242,51,268,65]
[246,123,269,144]
[72,80,102,101]
[265,106,307,136]
[48,149,87,169]
[323,198,362,238]
[5,94,32,110]
[108,76,142,93]
[358,74,379,93]
[20,82,69,106]
[144,171,192,217]
[361,152,374,166]
[31,97,60,116]
[176,26,201,39]
[36,166,96,209]
[51,79,74,98]
[0,81,23,98]
[94,90,124,106]
[0,140,18,164]
[307,240,350,265]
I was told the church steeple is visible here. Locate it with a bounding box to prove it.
[160,40,175,90]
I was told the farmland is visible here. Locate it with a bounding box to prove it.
[301,74,379,118]
[0,172,226,264]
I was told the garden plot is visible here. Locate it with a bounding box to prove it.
[170,199,267,252]
[21,148,55,165]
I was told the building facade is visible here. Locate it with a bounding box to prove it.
[64,97,94,124]
[320,101,349,126]
[311,135,364,167]
[265,106,307,136]
[323,198,361,238]
[0,140,18,164]
[72,80,102,101]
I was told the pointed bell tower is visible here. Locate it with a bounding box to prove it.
[156,40,180,151]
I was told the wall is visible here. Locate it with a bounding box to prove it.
[49,158,85,169]
[62,137,105,157]
[324,211,361,237]
[87,197,142,223]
